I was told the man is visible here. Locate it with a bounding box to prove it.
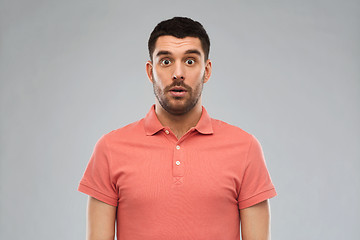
[78,17,276,240]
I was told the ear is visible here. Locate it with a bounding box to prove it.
[146,61,154,83]
[203,59,212,83]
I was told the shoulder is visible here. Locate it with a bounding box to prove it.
[211,118,253,140]
[98,118,145,144]
[211,118,260,147]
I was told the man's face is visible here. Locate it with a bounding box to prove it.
[146,35,212,115]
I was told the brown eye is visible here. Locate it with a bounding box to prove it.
[161,59,171,65]
[186,59,195,65]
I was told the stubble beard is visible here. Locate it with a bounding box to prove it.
[152,73,205,116]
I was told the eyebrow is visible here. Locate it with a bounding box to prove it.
[184,49,202,56]
[155,49,202,58]
[156,51,171,57]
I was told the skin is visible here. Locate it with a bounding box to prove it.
[86,196,116,240]
[240,200,272,240]
[86,35,272,240]
[146,35,212,139]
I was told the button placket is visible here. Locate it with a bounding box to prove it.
[172,143,184,177]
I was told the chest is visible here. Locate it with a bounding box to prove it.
[109,139,248,209]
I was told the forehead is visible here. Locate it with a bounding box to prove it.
[154,36,203,56]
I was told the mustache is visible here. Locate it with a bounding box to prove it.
[164,82,192,92]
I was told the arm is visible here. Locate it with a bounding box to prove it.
[239,199,272,240]
[86,196,117,240]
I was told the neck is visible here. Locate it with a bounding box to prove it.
[155,101,203,139]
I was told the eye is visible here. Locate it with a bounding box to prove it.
[186,59,195,65]
[161,59,171,65]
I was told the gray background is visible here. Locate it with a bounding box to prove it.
[1,0,359,239]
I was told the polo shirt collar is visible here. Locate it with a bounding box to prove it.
[144,105,164,135]
[144,104,213,136]
[194,106,213,135]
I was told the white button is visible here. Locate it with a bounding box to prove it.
[165,130,169,134]
[176,161,181,165]
[176,145,180,150]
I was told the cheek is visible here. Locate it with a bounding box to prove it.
[188,68,205,80]
[153,68,171,87]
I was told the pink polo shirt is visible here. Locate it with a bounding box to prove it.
[78,105,276,240]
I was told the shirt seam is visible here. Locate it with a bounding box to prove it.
[238,187,275,203]
[102,136,118,196]
[79,181,118,201]
[237,134,254,200]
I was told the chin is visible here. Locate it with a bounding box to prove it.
[165,102,197,116]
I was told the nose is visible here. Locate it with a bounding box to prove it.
[172,75,184,80]
[172,62,185,81]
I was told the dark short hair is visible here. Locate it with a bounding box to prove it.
[148,17,210,61]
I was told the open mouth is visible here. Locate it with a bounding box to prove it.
[169,87,187,97]
[169,86,187,92]
[171,89,186,93]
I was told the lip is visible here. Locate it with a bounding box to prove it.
[168,86,187,97]
[169,86,187,92]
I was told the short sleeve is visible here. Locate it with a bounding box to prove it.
[238,135,277,209]
[78,135,119,206]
